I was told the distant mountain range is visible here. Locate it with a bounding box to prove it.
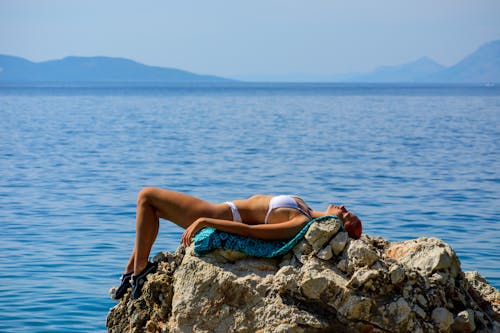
[0,39,499,83]
[349,39,500,83]
[351,57,446,82]
[0,55,232,83]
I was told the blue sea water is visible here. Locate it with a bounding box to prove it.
[0,83,499,332]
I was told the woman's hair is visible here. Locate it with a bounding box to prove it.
[344,216,362,239]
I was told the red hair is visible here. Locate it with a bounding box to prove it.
[344,217,362,239]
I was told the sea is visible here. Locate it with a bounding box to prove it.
[0,83,499,332]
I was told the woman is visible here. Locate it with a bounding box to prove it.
[114,187,363,300]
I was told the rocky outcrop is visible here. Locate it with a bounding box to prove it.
[107,218,500,332]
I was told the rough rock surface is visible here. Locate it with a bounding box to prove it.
[107,218,500,332]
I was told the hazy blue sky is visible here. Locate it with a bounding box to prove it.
[1,0,499,80]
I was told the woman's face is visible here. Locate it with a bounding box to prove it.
[327,204,351,220]
[327,204,362,238]
[327,205,359,222]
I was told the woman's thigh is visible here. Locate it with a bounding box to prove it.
[139,187,221,228]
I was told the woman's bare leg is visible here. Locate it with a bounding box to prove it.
[133,189,160,274]
[124,250,135,274]
[129,187,227,274]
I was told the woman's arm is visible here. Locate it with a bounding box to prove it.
[181,215,310,247]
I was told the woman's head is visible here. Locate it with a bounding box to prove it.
[327,204,363,239]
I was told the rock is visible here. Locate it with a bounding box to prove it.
[292,240,313,264]
[336,259,348,273]
[107,225,500,333]
[346,268,380,290]
[414,304,427,319]
[416,294,428,308]
[343,237,379,274]
[300,274,328,300]
[387,297,411,325]
[316,244,333,260]
[330,231,348,255]
[451,309,476,333]
[304,217,341,250]
[389,264,405,285]
[432,307,453,332]
[464,271,500,321]
[385,238,460,278]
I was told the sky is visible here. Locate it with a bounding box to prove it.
[1,0,499,81]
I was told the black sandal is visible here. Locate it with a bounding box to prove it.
[113,272,133,300]
[130,261,158,300]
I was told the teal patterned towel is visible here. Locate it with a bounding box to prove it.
[193,215,340,258]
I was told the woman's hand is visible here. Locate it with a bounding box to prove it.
[181,218,207,247]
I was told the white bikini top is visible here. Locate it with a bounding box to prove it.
[264,195,312,224]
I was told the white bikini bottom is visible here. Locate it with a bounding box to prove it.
[225,201,242,223]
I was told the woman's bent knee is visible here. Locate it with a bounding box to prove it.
[137,187,159,206]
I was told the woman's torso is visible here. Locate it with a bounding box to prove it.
[231,195,311,225]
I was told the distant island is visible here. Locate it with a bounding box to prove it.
[0,39,498,84]
[0,55,233,84]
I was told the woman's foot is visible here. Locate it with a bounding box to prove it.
[130,261,158,300]
[113,272,133,300]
